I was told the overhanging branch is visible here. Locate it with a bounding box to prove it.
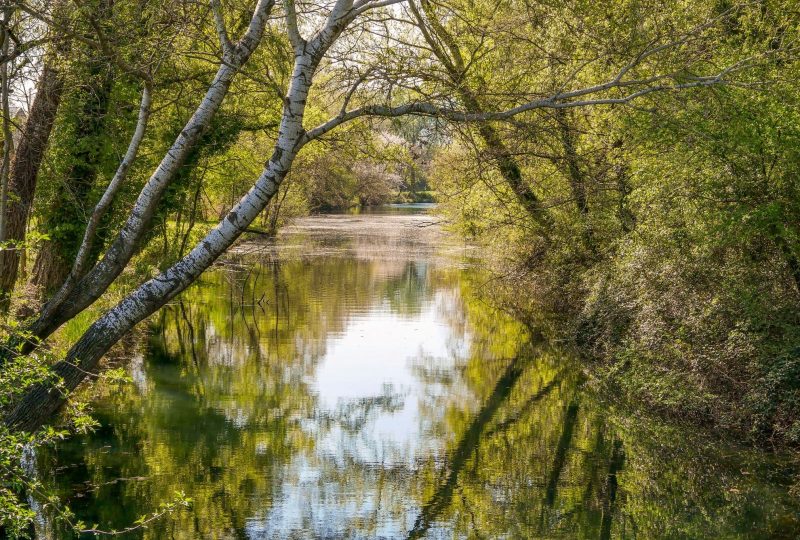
[304,69,739,143]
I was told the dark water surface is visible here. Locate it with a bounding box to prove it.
[37,205,800,538]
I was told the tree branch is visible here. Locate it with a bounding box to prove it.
[304,67,738,142]
[210,0,234,57]
[283,0,305,52]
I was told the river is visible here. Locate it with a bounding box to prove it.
[36,205,800,538]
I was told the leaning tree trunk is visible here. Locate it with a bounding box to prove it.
[410,0,552,229]
[468,94,551,227]
[0,61,66,311]
[5,41,316,433]
[4,0,274,356]
[554,109,596,253]
[554,110,589,217]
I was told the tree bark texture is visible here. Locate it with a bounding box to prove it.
[6,21,314,432]
[0,61,65,310]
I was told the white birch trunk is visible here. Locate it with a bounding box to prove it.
[24,0,275,344]
[5,45,317,432]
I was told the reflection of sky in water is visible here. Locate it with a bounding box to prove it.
[250,454,414,539]
[315,293,465,458]
[252,288,470,538]
[37,206,800,540]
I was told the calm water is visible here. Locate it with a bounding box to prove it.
[37,205,800,538]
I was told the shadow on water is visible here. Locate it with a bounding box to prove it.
[544,400,580,508]
[34,206,800,539]
[407,356,560,539]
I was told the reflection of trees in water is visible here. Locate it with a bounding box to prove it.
[405,345,633,539]
[37,256,800,538]
[38,253,449,537]
[406,341,799,539]
[40,326,310,538]
[402,273,799,538]
[408,356,561,539]
[544,401,580,508]
[315,383,406,433]
[384,261,429,316]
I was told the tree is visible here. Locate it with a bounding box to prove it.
[0,1,70,311]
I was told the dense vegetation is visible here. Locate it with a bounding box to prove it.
[0,0,796,535]
[431,1,800,446]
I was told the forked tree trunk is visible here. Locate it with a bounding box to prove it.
[5,36,316,433]
[8,0,275,352]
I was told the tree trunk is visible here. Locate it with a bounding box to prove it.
[554,110,589,217]
[0,61,65,311]
[554,109,595,252]
[410,0,552,229]
[615,162,636,234]
[0,6,13,249]
[32,20,116,296]
[5,34,313,432]
[467,93,551,227]
[771,223,800,294]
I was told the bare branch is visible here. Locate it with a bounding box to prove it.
[352,0,407,18]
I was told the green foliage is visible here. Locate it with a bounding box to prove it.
[0,0,798,533]
[0,344,94,537]
[430,0,800,445]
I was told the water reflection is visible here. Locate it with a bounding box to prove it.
[38,207,799,538]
